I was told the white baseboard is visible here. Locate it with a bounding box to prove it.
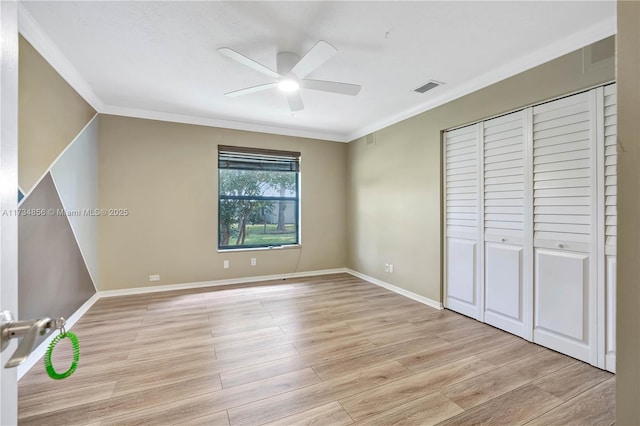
[98,268,349,298]
[17,292,100,380]
[345,268,442,310]
[605,352,616,373]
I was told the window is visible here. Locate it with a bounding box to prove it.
[218,145,300,250]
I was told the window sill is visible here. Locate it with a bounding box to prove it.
[217,244,301,253]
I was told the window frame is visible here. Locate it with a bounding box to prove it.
[217,145,300,251]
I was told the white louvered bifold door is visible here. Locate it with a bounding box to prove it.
[482,110,532,339]
[532,91,598,364]
[444,123,483,320]
[603,83,617,372]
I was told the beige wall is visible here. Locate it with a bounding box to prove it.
[18,36,96,193]
[347,38,615,302]
[98,115,347,290]
[616,1,640,423]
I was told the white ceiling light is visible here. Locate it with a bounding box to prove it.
[278,79,299,92]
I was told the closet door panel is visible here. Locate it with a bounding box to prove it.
[482,110,530,339]
[445,124,482,319]
[606,256,616,372]
[485,243,525,337]
[446,238,478,316]
[532,91,597,364]
[534,249,591,363]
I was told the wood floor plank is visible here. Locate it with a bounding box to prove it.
[99,394,230,426]
[533,361,614,401]
[264,401,354,426]
[398,332,513,373]
[354,391,463,426]
[177,411,230,426]
[112,344,298,395]
[210,319,281,338]
[474,338,546,367]
[440,363,531,409]
[213,324,359,359]
[435,323,511,343]
[19,381,117,418]
[312,336,450,381]
[220,340,378,389]
[110,368,319,425]
[227,362,412,425]
[211,326,284,345]
[435,384,564,426]
[526,377,615,426]
[339,356,494,421]
[502,347,577,381]
[19,372,223,425]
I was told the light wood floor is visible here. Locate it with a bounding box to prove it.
[19,273,615,425]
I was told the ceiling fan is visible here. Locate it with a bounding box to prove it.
[217,40,361,112]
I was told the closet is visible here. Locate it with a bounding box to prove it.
[444,83,616,372]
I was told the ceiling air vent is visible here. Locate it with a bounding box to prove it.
[414,80,444,94]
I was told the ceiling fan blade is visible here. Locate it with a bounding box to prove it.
[217,47,281,79]
[224,82,278,97]
[301,79,361,96]
[290,40,337,79]
[286,92,304,112]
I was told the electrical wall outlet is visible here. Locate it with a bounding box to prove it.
[223,260,229,269]
[389,264,394,273]
[251,258,257,266]
[384,264,390,272]
[149,274,160,282]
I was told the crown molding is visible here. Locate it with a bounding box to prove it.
[18,2,104,111]
[99,104,349,142]
[345,16,616,142]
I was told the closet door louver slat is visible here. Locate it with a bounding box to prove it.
[532,92,593,252]
[445,125,480,239]
[604,84,617,256]
[483,111,525,244]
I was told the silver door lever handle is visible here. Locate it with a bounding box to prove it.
[1,311,63,368]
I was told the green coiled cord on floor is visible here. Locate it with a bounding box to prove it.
[44,331,80,380]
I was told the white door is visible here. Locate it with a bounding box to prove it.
[532,91,598,365]
[0,1,19,424]
[444,123,483,320]
[603,83,617,372]
[482,110,532,340]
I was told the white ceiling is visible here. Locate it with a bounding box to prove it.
[19,1,615,142]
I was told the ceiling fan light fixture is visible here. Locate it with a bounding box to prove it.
[278,79,300,92]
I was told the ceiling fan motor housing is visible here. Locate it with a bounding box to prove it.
[277,52,301,79]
